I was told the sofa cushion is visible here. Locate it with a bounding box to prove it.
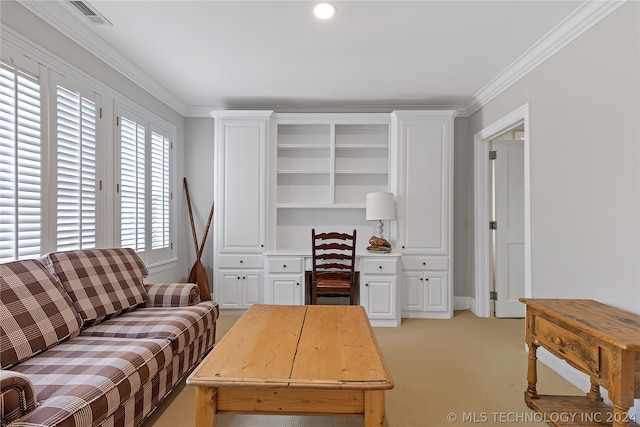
[80,301,219,354]
[0,260,82,369]
[10,335,172,427]
[41,248,149,327]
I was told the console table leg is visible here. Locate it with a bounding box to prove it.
[587,377,603,402]
[612,404,631,427]
[525,343,539,406]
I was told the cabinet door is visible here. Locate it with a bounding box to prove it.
[424,272,448,312]
[270,274,304,306]
[394,113,451,255]
[215,114,269,253]
[218,270,243,309]
[243,270,263,307]
[401,271,424,312]
[361,276,396,319]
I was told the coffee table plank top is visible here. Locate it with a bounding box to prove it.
[290,305,393,389]
[187,304,393,391]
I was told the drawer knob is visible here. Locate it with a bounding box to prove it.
[365,283,369,287]
[240,260,244,264]
[551,336,565,346]
[422,262,427,266]
[378,265,383,270]
[296,282,300,286]
[283,264,287,268]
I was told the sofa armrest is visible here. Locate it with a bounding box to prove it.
[1,370,37,425]
[144,283,201,307]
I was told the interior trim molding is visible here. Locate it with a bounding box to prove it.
[473,103,531,318]
[15,0,626,118]
[16,0,188,116]
[461,0,627,117]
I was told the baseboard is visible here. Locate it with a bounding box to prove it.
[454,296,473,311]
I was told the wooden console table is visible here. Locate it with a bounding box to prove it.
[520,299,640,427]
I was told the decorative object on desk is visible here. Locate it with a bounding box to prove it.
[368,236,391,253]
[184,177,213,301]
[366,192,396,252]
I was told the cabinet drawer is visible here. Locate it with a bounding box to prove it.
[402,256,448,271]
[363,259,397,274]
[217,255,263,269]
[267,257,303,273]
[535,317,600,376]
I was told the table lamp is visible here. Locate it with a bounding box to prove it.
[366,192,396,252]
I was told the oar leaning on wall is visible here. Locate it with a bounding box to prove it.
[183,177,213,301]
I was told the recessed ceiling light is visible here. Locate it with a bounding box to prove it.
[314,2,336,19]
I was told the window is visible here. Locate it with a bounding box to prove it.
[117,104,175,265]
[1,36,177,269]
[54,80,99,251]
[0,62,42,262]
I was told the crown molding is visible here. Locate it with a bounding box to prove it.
[17,0,188,116]
[16,0,626,119]
[460,0,627,117]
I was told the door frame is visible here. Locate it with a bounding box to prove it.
[473,103,532,317]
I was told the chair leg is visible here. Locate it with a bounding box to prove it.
[311,286,317,305]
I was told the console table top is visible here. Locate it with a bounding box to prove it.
[520,298,640,350]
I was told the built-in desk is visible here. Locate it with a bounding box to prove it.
[264,251,402,327]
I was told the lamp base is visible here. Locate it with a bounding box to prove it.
[367,235,392,253]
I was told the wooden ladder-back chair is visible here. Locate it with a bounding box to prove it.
[311,229,357,305]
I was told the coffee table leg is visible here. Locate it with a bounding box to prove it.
[195,386,217,427]
[364,390,385,427]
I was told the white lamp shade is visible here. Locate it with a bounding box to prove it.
[366,192,396,221]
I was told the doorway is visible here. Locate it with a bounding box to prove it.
[473,104,532,318]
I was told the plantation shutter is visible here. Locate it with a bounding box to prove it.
[120,116,146,251]
[0,62,42,262]
[55,84,97,250]
[150,129,171,250]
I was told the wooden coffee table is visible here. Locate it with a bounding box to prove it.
[187,304,394,427]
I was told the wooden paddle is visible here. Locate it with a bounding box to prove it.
[183,177,212,301]
[189,203,214,282]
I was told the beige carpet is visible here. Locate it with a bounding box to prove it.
[143,310,582,427]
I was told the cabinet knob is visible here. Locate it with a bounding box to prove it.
[296,282,300,286]
[242,276,246,280]
[283,264,287,268]
[239,260,243,264]
[422,262,427,266]
[365,283,369,287]
[237,276,240,280]
[378,265,383,270]
[402,245,405,249]
[261,244,264,247]
[420,277,424,281]
[425,278,429,281]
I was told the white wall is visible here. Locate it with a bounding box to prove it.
[467,1,640,313]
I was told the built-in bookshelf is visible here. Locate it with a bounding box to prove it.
[271,114,392,251]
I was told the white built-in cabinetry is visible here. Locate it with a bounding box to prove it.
[211,111,271,309]
[392,111,456,319]
[211,110,455,323]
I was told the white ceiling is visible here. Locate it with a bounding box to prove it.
[20,1,598,116]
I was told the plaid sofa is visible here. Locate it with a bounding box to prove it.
[1,248,219,427]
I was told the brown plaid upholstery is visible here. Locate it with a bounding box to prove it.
[103,325,216,427]
[10,336,172,427]
[1,260,83,369]
[80,302,219,353]
[0,370,37,425]
[41,249,149,327]
[144,283,201,307]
